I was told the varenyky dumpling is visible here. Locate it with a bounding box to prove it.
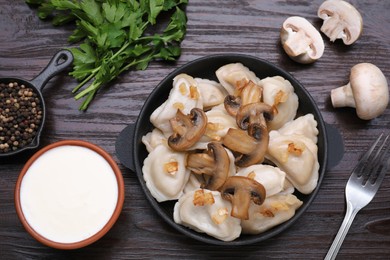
[192,104,237,150]
[142,144,190,202]
[266,131,319,194]
[195,78,228,109]
[261,76,298,130]
[235,164,287,198]
[174,189,242,241]
[277,114,319,144]
[142,128,167,153]
[183,147,236,194]
[216,63,261,95]
[241,193,303,234]
[150,74,203,137]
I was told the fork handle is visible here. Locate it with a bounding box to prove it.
[325,202,360,260]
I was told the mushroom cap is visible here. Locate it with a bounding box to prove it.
[221,176,266,220]
[222,124,269,167]
[168,108,208,151]
[236,102,274,130]
[280,16,324,64]
[186,142,231,191]
[349,63,389,120]
[318,0,363,45]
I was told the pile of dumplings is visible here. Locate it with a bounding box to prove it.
[141,63,319,241]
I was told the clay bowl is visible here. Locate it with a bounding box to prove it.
[116,54,343,245]
[15,140,125,249]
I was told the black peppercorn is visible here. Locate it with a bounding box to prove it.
[0,82,43,153]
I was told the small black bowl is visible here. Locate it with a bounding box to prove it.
[0,50,73,157]
[116,54,344,245]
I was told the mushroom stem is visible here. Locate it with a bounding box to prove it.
[186,142,230,191]
[222,128,257,155]
[283,29,312,57]
[321,16,346,42]
[186,153,215,175]
[331,82,356,108]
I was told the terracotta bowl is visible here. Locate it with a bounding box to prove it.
[14,140,125,249]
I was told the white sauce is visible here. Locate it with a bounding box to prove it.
[20,145,119,244]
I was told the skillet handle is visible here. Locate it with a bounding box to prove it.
[30,50,73,91]
[115,124,136,172]
[325,123,344,170]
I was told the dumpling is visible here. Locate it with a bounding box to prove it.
[261,76,298,130]
[183,174,204,194]
[174,189,242,241]
[241,193,303,234]
[142,144,190,202]
[192,104,237,150]
[277,114,319,144]
[216,63,261,95]
[142,128,167,153]
[195,78,228,109]
[266,131,319,194]
[150,74,203,136]
[235,164,287,197]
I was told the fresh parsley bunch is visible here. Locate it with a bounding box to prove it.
[26,0,188,110]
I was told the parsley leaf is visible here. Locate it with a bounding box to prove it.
[27,0,188,110]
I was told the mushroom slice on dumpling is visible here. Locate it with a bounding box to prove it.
[142,144,190,202]
[266,131,319,194]
[192,104,237,150]
[236,164,287,197]
[150,74,203,136]
[216,63,261,95]
[241,193,303,234]
[183,146,237,194]
[173,189,242,242]
[195,78,228,109]
[277,114,319,144]
[261,76,299,130]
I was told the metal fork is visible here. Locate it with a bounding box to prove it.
[325,133,390,260]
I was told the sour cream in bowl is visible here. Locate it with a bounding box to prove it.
[14,140,125,249]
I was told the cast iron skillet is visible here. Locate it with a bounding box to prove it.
[116,54,344,245]
[0,50,73,157]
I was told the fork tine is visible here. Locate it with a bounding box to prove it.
[352,133,384,177]
[367,135,390,186]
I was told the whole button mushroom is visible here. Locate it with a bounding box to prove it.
[318,0,363,45]
[280,16,324,64]
[331,63,389,120]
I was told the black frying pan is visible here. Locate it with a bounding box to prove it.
[0,50,73,157]
[116,54,344,245]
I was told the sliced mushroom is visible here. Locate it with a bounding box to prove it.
[186,142,230,191]
[236,102,274,130]
[331,63,389,120]
[222,123,269,167]
[280,16,324,64]
[220,176,266,220]
[224,95,242,117]
[318,0,363,45]
[224,80,262,117]
[168,108,207,151]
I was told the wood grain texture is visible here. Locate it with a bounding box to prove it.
[1,0,389,259]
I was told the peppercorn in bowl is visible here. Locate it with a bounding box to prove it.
[0,50,73,157]
[0,81,44,155]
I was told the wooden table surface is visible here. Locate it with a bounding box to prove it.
[1,0,389,259]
